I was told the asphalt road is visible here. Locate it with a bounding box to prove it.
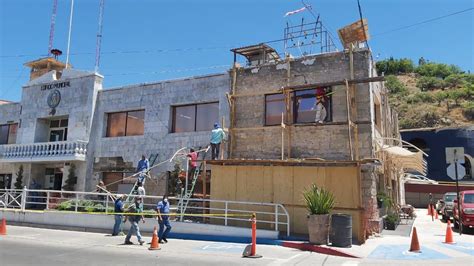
[0,225,352,266]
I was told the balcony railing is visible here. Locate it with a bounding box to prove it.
[0,140,87,162]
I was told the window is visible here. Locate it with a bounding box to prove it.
[49,118,68,142]
[172,102,219,133]
[0,123,18,144]
[265,87,332,125]
[106,110,145,137]
[374,100,382,129]
[265,94,286,126]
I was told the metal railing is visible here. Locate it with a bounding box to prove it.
[0,140,87,160]
[0,188,290,236]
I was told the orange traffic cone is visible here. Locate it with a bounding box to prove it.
[443,220,455,244]
[409,227,421,253]
[427,205,432,215]
[149,226,161,250]
[435,210,439,220]
[0,218,6,235]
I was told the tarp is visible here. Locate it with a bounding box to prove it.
[381,145,427,175]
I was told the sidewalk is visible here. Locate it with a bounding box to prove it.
[326,208,474,261]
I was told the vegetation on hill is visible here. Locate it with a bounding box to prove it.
[376,57,474,129]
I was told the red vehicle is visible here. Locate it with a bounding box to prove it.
[453,190,474,233]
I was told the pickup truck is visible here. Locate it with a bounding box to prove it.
[453,190,474,233]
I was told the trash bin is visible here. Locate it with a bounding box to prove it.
[330,214,352,248]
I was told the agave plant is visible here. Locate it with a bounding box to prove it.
[303,184,335,215]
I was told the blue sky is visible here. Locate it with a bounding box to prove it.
[1,0,473,101]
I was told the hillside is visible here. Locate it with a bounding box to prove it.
[377,58,474,129]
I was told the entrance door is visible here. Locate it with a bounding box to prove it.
[53,173,63,190]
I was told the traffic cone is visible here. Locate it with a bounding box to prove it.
[435,210,439,220]
[427,205,432,215]
[149,226,161,250]
[443,220,455,244]
[409,227,421,253]
[0,218,6,235]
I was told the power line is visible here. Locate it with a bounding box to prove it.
[372,7,474,37]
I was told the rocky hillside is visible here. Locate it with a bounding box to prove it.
[377,58,474,129]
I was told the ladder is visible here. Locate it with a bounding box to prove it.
[177,147,209,221]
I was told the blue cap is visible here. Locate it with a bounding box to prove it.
[214,123,219,128]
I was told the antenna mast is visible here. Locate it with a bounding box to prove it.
[95,0,105,73]
[48,0,58,56]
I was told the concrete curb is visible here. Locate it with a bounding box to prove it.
[281,241,360,258]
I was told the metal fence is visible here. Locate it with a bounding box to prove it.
[0,188,290,236]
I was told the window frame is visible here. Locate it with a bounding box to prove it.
[171,102,219,133]
[0,123,19,145]
[264,87,333,126]
[105,109,145,138]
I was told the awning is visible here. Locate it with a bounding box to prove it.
[380,145,427,175]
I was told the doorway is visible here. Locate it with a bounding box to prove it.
[45,167,63,190]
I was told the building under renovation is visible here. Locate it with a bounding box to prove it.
[0,18,426,242]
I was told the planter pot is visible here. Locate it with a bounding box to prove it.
[308,214,330,245]
[384,219,399,230]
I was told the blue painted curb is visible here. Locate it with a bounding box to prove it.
[167,232,282,245]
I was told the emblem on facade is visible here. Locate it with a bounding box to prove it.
[47,89,61,115]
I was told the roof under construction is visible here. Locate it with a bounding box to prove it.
[231,43,280,65]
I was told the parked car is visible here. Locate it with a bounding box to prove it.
[438,192,457,221]
[453,190,474,233]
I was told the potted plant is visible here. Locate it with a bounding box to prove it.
[303,184,335,245]
[384,213,399,230]
[376,192,386,209]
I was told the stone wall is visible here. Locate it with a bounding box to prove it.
[232,49,375,160]
[86,73,230,192]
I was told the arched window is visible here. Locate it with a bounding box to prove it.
[407,138,429,153]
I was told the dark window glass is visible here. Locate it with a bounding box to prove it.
[265,94,286,126]
[50,120,60,127]
[0,125,8,144]
[126,110,145,136]
[196,103,219,131]
[60,119,68,127]
[106,112,127,137]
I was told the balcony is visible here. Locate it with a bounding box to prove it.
[0,140,88,163]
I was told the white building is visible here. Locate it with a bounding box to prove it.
[0,58,229,194]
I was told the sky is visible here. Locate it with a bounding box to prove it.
[0,0,473,102]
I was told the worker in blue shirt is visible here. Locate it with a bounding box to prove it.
[156,195,172,243]
[112,194,125,236]
[210,123,226,160]
[136,155,149,184]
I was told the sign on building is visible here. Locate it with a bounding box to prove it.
[445,147,465,164]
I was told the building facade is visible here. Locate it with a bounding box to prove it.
[0,58,229,194]
[401,126,474,182]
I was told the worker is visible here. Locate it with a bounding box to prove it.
[187,148,198,180]
[210,123,226,160]
[156,195,172,244]
[313,87,328,123]
[112,194,125,236]
[124,197,145,245]
[136,155,150,185]
[136,181,146,197]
